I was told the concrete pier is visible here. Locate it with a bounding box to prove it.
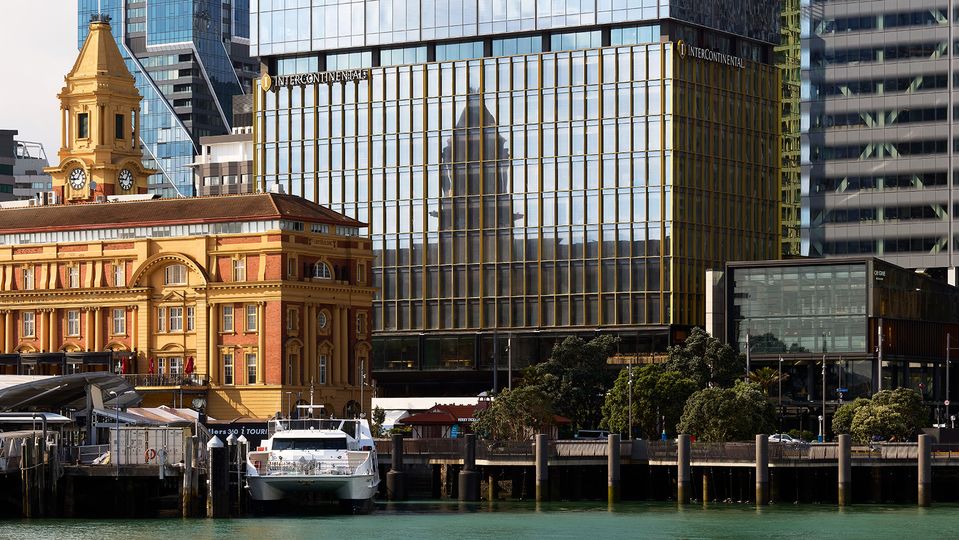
[755,434,768,505]
[677,434,690,504]
[182,436,193,517]
[838,434,851,506]
[386,434,407,501]
[535,434,548,502]
[607,434,620,503]
[918,434,932,507]
[458,434,480,501]
[701,471,710,504]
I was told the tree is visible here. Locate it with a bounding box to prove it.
[833,388,927,443]
[601,365,698,438]
[524,335,619,431]
[371,406,386,438]
[474,386,555,441]
[676,381,776,442]
[832,398,869,435]
[748,366,789,396]
[663,327,744,389]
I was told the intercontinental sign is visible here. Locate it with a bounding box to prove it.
[677,40,745,69]
[261,68,371,91]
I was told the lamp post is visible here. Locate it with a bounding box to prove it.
[627,360,633,439]
[778,356,784,433]
[745,331,751,382]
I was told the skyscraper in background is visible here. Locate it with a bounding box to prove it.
[77,0,258,197]
[802,0,959,282]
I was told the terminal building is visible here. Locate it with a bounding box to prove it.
[251,1,783,396]
[708,258,959,431]
[802,1,959,283]
[0,14,377,420]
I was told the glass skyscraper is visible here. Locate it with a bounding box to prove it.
[77,0,258,197]
[802,0,959,283]
[252,0,782,396]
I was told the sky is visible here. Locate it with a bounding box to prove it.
[0,0,79,159]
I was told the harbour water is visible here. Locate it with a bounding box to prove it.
[4,501,958,539]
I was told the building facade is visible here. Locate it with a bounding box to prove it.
[709,258,959,431]
[77,0,258,197]
[0,131,17,202]
[12,140,53,202]
[801,0,959,282]
[192,127,254,196]
[252,1,782,396]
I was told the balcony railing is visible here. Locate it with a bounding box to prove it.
[121,373,209,387]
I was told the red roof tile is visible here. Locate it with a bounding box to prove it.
[0,193,364,234]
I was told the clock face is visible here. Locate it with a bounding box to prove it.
[68,168,86,190]
[118,169,134,190]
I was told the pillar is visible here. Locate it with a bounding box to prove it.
[458,433,480,501]
[93,308,101,351]
[702,470,710,504]
[340,307,349,385]
[182,436,193,517]
[918,433,932,507]
[85,309,92,351]
[755,434,768,505]
[207,437,229,518]
[331,307,342,385]
[305,304,315,384]
[535,433,548,502]
[37,309,45,353]
[677,434,690,504]
[2,310,9,354]
[607,433,620,503]
[257,302,265,385]
[386,434,406,500]
[47,309,56,353]
[208,303,218,385]
[838,433,851,506]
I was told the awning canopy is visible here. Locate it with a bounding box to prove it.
[0,372,141,412]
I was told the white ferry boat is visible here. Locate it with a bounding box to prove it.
[245,406,380,513]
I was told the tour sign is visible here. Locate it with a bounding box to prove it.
[676,40,745,69]
[262,69,371,91]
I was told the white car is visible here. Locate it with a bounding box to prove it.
[769,433,803,444]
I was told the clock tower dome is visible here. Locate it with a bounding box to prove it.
[44,14,156,203]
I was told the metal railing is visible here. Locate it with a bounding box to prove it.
[122,373,209,387]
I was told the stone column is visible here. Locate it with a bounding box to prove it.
[48,309,57,353]
[37,308,45,353]
[755,434,769,505]
[340,307,349,386]
[93,308,102,351]
[331,307,342,385]
[677,434,691,504]
[918,433,932,507]
[608,433,621,503]
[257,302,265,384]
[535,433,548,502]
[838,433,851,506]
[307,305,316,385]
[84,309,92,351]
[208,303,218,385]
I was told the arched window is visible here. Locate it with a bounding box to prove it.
[164,264,187,285]
[312,262,332,279]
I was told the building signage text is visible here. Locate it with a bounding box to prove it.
[263,69,371,91]
[677,40,745,69]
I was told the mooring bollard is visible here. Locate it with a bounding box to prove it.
[207,436,229,518]
[918,434,932,507]
[182,436,193,517]
[755,434,768,505]
[458,434,481,501]
[702,470,710,504]
[607,433,621,503]
[838,434,851,507]
[387,434,407,500]
[677,434,690,504]
[535,433,548,502]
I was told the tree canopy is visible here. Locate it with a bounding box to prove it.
[832,388,927,443]
[474,386,555,441]
[676,381,776,442]
[600,364,698,438]
[524,335,619,431]
[663,327,744,389]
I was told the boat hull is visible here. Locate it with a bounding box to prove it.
[247,473,378,504]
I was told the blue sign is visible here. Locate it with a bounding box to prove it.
[838,388,848,393]
[450,424,460,439]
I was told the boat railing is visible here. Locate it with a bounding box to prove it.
[261,451,373,476]
[269,418,360,439]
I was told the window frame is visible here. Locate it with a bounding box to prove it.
[222,305,234,332]
[77,112,89,139]
[312,261,333,279]
[164,264,187,285]
[113,262,125,287]
[112,307,125,335]
[246,304,257,332]
[169,306,183,332]
[186,306,195,331]
[157,306,167,332]
[319,354,328,385]
[246,352,257,384]
[22,267,34,290]
[67,310,80,337]
[223,353,234,385]
[68,265,80,288]
[233,257,246,282]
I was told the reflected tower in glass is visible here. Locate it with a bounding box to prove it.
[77,0,258,197]
[252,0,782,396]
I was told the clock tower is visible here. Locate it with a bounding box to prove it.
[45,14,156,203]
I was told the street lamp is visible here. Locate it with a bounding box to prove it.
[627,361,633,439]
[818,414,824,444]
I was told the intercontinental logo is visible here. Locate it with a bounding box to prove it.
[676,40,745,69]
[263,69,371,91]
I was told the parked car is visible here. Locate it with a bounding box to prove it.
[769,433,804,445]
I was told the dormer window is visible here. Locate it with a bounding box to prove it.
[312,262,332,279]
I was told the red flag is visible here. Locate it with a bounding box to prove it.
[184,356,195,375]
[121,357,129,375]
[148,357,155,374]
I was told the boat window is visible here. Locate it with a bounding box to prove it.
[272,437,348,451]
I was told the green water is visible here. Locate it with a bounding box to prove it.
[3,501,957,539]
